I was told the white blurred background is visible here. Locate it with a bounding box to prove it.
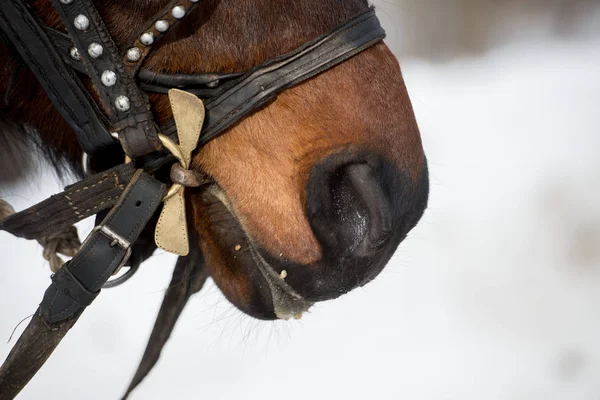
[1,1,600,399]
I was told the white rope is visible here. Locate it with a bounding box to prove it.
[0,198,15,220]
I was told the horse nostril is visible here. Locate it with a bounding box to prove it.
[277,151,428,303]
[307,157,393,262]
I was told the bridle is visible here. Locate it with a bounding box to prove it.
[0,0,385,397]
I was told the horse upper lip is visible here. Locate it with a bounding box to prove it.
[208,185,314,319]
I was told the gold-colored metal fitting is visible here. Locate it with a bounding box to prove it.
[154,89,205,256]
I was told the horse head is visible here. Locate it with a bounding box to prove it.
[0,0,428,321]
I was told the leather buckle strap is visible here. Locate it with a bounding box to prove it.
[49,262,99,311]
[92,224,133,272]
[39,169,165,324]
[0,170,165,399]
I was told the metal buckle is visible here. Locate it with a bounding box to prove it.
[82,225,133,288]
[97,225,130,250]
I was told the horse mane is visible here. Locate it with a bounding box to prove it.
[0,39,75,184]
[0,112,75,185]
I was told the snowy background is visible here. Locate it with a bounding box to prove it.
[1,1,600,399]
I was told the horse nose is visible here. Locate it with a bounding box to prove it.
[307,159,393,262]
[290,151,423,302]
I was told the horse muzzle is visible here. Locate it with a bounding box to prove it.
[257,150,430,303]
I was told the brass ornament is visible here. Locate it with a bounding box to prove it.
[154,89,205,256]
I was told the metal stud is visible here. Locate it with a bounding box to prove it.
[101,70,117,87]
[70,47,81,61]
[74,14,90,31]
[171,5,185,19]
[88,42,103,58]
[155,20,169,32]
[189,0,199,2]
[126,47,142,62]
[115,96,130,112]
[60,0,74,4]
[140,32,154,46]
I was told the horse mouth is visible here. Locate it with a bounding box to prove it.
[192,184,313,320]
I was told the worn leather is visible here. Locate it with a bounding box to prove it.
[0,172,165,399]
[40,170,165,324]
[123,0,201,75]
[0,0,114,154]
[142,8,386,174]
[50,0,161,157]
[200,9,385,144]
[46,26,244,99]
[0,163,136,241]
[160,8,385,146]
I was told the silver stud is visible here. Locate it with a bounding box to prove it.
[126,47,142,62]
[110,132,120,140]
[171,5,185,19]
[140,32,154,46]
[70,47,81,61]
[115,96,130,112]
[189,0,199,2]
[87,42,103,58]
[155,20,169,32]
[74,14,90,31]
[60,0,74,4]
[101,70,117,87]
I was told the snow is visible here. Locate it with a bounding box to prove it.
[1,9,600,400]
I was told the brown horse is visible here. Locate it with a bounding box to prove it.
[0,0,428,395]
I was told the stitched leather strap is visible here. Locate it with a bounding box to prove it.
[50,0,162,157]
[140,8,385,173]
[0,0,114,154]
[161,8,385,145]
[0,163,136,241]
[39,169,165,324]
[0,170,165,399]
[201,9,385,145]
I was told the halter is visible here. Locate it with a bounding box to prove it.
[0,0,385,397]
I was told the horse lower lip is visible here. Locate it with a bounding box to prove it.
[202,185,313,320]
[247,244,314,320]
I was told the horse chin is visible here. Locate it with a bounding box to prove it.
[191,184,314,321]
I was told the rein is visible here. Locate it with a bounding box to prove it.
[0,0,386,397]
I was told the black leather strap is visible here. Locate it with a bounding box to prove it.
[46,27,244,99]
[138,70,244,88]
[0,0,114,154]
[137,69,244,98]
[161,8,386,145]
[0,171,165,399]
[39,169,165,324]
[202,9,385,145]
[45,27,89,75]
[50,0,162,157]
